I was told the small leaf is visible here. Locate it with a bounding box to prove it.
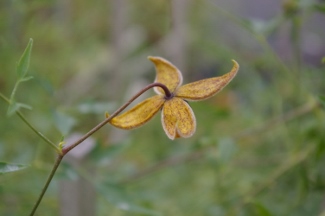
[17,38,33,78]
[7,100,19,116]
[322,57,325,63]
[7,101,32,116]
[58,136,65,149]
[0,162,29,174]
[19,76,34,82]
[16,102,32,110]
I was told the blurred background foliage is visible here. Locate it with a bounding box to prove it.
[1,0,325,215]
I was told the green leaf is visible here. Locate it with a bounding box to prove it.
[16,102,32,110]
[0,162,29,174]
[19,76,34,82]
[322,57,325,63]
[17,38,33,78]
[7,101,32,116]
[7,100,18,116]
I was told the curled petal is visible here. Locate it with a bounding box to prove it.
[175,60,239,101]
[109,95,165,129]
[148,56,183,95]
[162,98,196,140]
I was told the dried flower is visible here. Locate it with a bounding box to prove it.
[108,57,239,140]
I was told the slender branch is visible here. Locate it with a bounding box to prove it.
[9,80,20,101]
[0,92,60,153]
[29,82,170,215]
[0,92,10,103]
[62,82,171,155]
[16,112,61,153]
[29,155,63,216]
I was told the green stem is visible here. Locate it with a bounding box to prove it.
[29,155,63,216]
[0,92,10,103]
[0,92,61,153]
[16,112,61,153]
[9,80,20,101]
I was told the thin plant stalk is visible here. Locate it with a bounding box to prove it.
[29,155,63,216]
[62,82,171,154]
[28,82,171,215]
[0,92,60,153]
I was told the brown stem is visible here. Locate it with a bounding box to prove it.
[30,82,170,215]
[62,82,170,155]
[29,155,63,216]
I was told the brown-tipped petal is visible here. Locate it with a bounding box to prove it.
[109,95,165,129]
[148,56,183,95]
[162,98,196,140]
[175,60,239,101]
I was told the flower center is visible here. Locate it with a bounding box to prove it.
[153,82,173,99]
[164,93,174,100]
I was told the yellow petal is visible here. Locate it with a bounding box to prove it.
[175,60,239,101]
[148,56,183,95]
[109,95,165,129]
[162,98,196,140]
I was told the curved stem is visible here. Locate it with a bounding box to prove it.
[29,155,63,216]
[155,82,172,98]
[29,82,170,215]
[62,82,170,155]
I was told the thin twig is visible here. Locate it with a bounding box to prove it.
[0,92,60,153]
[29,155,63,216]
[62,82,171,155]
[29,82,170,215]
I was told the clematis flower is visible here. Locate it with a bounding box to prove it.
[108,56,239,140]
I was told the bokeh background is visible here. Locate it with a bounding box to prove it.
[1,0,325,215]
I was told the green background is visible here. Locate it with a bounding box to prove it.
[1,0,325,215]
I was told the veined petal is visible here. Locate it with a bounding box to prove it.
[162,98,196,140]
[109,95,165,129]
[175,60,239,101]
[148,56,183,95]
